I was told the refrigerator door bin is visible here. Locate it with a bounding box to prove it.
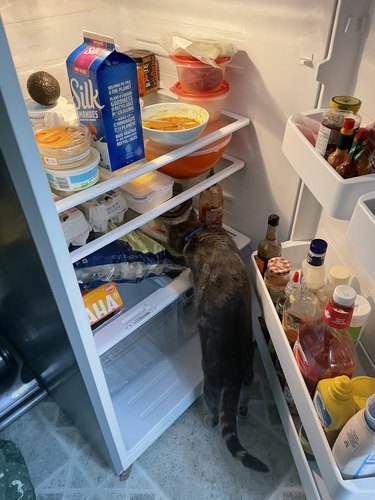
[251,241,375,499]
[101,295,202,451]
[346,191,375,281]
[282,111,375,221]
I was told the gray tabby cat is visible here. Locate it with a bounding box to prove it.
[167,210,269,472]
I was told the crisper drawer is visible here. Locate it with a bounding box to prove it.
[100,287,200,451]
[250,241,375,500]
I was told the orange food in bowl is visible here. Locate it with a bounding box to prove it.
[144,134,232,179]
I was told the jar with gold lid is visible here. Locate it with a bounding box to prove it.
[264,257,292,305]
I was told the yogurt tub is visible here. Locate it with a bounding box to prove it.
[35,124,92,168]
[170,81,230,122]
[45,148,100,192]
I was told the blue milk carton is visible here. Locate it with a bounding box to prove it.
[66,31,144,172]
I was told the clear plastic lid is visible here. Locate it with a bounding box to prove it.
[121,171,173,199]
[170,80,230,99]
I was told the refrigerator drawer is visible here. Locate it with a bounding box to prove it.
[251,241,375,499]
[282,110,375,221]
[100,292,201,451]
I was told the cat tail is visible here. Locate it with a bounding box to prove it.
[220,385,269,472]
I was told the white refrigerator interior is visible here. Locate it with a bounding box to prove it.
[1,0,375,498]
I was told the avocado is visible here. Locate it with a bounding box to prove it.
[27,71,61,106]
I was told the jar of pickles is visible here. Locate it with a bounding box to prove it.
[264,257,292,305]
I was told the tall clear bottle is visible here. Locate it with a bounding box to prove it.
[301,239,328,294]
[256,214,282,277]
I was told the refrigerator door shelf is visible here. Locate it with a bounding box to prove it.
[347,191,375,281]
[69,155,245,263]
[282,110,375,221]
[251,241,375,499]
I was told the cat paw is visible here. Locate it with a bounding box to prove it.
[204,414,219,428]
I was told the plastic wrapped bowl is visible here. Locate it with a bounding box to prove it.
[170,81,230,122]
[170,55,231,93]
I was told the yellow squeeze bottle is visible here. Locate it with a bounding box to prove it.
[313,376,356,447]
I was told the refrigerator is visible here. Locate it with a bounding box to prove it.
[1,0,375,497]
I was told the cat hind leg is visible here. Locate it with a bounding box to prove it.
[202,370,221,428]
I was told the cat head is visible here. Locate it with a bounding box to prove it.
[166,208,201,255]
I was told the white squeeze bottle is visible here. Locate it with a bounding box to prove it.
[301,239,328,294]
[333,393,375,479]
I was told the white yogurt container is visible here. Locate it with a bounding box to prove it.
[46,148,100,192]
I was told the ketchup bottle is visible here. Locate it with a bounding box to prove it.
[293,285,358,396]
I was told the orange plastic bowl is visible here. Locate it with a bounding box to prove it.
[144,134,232,179]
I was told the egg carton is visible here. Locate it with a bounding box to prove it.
[53,196,92,247]
[80,189,128,233]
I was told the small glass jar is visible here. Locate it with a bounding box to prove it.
[315,96,362,159]
[264,257,292,305]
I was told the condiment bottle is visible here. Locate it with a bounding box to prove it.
[316,265,351,312]
[301,239,328,294]
[256,214,282,277]
[349,294,371,345]
[199,168,223,226]
[293,285,358,396]
[333,394,375,479]
[313,375,356,447]
[276,270,300,321]
[264,257,292,305]
[282,278,319,346]
[327,118,355,168]
[336,128,370,179]
[315,96,361,159]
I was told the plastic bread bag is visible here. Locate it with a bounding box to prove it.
[160,32,237,67]
[74,227,185,289]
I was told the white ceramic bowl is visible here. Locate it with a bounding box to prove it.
[142,102,209,145]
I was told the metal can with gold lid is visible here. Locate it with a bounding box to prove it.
[264,257,292,305]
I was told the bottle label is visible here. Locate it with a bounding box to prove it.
[204,207,223,225]
[349,143,366,161]
[315,124,340,157]
[353,453,375,478]
[313,390,333,428]
[282,311,301,345]
[322,303,353,328]
[306,253,325,267]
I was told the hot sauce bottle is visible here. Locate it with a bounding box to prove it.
[336,128,370,179]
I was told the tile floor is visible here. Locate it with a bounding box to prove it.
[0,349,306,499]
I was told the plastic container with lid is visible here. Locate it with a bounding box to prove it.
[119,170,174,214]
[264,257,292,305]
[170,55,231,93]
[45,147,100,192]
[170,81,230,122]
[35,124,92,168]
[315,96,362,159]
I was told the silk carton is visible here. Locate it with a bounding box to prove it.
[66,31,144,172]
